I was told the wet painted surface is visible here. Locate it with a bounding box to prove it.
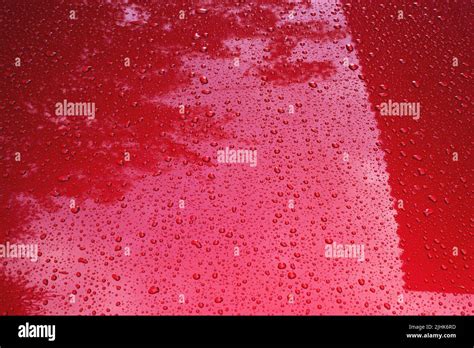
[0,0,472,315]
[344,0,473,295]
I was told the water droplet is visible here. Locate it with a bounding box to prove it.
[148,286,159,294]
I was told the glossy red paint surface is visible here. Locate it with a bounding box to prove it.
[345,0,473,295]
[0,0,472,315]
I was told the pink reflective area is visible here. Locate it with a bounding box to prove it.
[0,0,472,315]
